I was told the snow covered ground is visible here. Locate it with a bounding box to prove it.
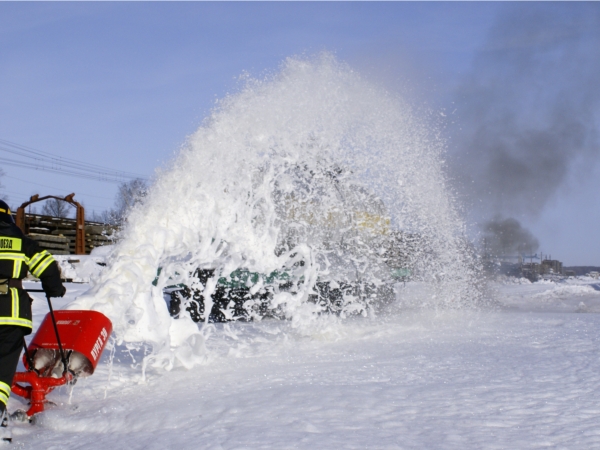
[6,276,600,449]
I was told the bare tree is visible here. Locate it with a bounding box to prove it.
[84,179,148,225]
[88,209,119,225]
[42,198,72,218]
[113,178,148,224]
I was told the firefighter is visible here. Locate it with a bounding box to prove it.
[0,200,65,442]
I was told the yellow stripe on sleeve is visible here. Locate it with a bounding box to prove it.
[28,250,50,270]
[31,254,55,277]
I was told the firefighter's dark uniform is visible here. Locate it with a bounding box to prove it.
[0,203,65,417]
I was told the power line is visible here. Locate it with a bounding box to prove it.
[0,138,148,184]
[3,175,114,201]
[0,138,145,177]
[2,158,131,183]
[1,188,35,198]
[2,176,116,211]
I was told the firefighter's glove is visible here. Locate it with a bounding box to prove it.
[47,286,67,298]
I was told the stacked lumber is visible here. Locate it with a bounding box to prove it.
[27,233,70,255]
[21,214,118,255]
[50,225,117,253]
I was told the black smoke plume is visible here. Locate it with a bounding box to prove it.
[481,216,539,258]
[449,3,600,244]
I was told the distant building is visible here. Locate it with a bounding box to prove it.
[518,258,565,280]
[541,259,563,275]
[480,247,570,281]
[521,262,543,281]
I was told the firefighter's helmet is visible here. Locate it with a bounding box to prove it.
[0,200,15,224]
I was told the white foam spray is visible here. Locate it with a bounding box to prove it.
[70,54,482,370]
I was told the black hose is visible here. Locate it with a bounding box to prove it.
[25,289,72,377]
[45,295,70,376]
[22,339,38,375]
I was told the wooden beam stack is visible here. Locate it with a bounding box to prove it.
[21,214,118,255]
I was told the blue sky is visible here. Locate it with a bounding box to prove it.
[1,2,598,266]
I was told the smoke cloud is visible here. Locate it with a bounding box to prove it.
[481,216,539,258]
[448,3,600,252]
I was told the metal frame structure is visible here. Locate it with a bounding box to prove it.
[15,193,86,255]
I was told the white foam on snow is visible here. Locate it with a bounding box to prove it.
[69,54,480,370]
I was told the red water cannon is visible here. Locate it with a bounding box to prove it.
[11,309,112,418]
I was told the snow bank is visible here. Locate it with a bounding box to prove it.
[498,276,532,285]
[532,284,599,300]
[11,292,600,449]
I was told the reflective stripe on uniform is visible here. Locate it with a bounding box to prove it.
[0,253,28,263]
[0,317,32,328]
[11,288,18,319]
[12,259,22,278]
[0,288,32,329]
[32,254,55,277]
[29,250,55,278]
[0,381,10,406]
[0,391,8,406]
[28,250,48,271]
[0,251,27,280]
